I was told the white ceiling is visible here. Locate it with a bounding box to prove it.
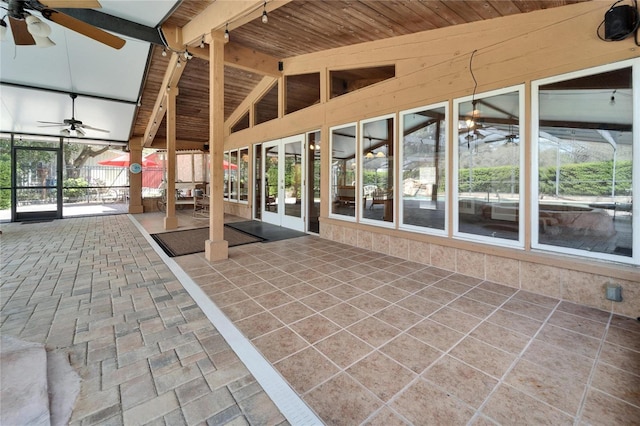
[0,0,179,142]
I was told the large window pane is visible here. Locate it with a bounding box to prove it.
[239,148,249,202]
[361,115,394,223]
[535,65,634,260]
[455,87,523,244]
[400,104,447,232]
[330,124,357,218]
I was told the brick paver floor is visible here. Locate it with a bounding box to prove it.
[1,215,287,426]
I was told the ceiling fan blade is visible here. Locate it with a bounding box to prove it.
[41,9,126,49]
[9,17,36,45]
[38,121,66,125]
[39,0,102,8]
[38,124,67,127]
[80,125,110,133]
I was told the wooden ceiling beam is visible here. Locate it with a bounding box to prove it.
[188,42,281,77]
[180,1,293,47]
[142,52,187,147]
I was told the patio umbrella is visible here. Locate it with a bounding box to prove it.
[223,160,238,170]
[98,153,159,167]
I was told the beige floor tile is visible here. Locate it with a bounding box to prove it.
[379,334,443,374]
[429,306,481,334]
[580,388,640,425]
[234,311,283,340]
[390,379,475,425]
[591,362,640,407]
[299,291,342,312]
[373,305,422,331]
[598,341,640,373]
[362,406,410,425]
[505,359,586,415]
[396,296,441,317]
[321,303,369,328]
[347,351,416,402]
[487,309,544,337]
[547,310,608,339]
[347,316,401,348]
[253,289,294,310]
[535,323,601,359]
[482,384,574,425]
[304,373,383,426]
[408,318,465,352]
[501,298,554,322]
[348,293,391,314]
[315,330,374,369]
[522,339,594,381]
[290,314,341,344]
[270,301,315,324]
[415,286,459,305]
[448,296,497,319]
[557,301,612,323]
[274,346,339,394]
[252,327,308,363]
[423,355,498,408]
[450,336,516,379]
[220,300,265,322]
[470,321,531,355]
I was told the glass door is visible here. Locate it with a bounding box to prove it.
[261,134,305,231]
[13,146,62,221]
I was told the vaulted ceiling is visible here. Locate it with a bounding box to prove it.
[0,0,588,147]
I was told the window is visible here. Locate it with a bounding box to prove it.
[399,103,447,234]
[533,61,636,263]
[361,115,395,224]
[330,66,395,99]
[286,73,320,114]
[239,148,249,202]
[231,112,250,133]
[454,86,524,247]
[255,83,278,125]
[330,124,357,219]
[223,150,241,202]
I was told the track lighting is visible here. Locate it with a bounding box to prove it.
[261,1,268,24]
[224,23,229,41]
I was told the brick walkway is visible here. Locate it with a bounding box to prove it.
[0,215,287,425]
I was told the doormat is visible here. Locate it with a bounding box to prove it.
[151,226,264,257]
[224,220,309,242]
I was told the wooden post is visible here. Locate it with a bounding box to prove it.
[164,84,179,230]
[205,29,229,261]
[128,138,144,214]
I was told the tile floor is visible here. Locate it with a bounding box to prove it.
[2,211,640,425]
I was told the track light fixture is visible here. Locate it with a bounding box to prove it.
[224,23,229,41]
[262,1,268,24]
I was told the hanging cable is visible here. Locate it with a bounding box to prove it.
[468,49,478,149]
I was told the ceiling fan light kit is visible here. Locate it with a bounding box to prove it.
[1,0,125,49]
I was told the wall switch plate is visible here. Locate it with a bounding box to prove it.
[606,284,623,302]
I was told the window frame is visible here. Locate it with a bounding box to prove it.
[329,122,358,222]
[531,59,639,265]
[398,101,449,236]
[359,113,396,228]
[452,84,526,249]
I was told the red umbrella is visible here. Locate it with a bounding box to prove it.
[98,153,159,167]
[223,159,238,170]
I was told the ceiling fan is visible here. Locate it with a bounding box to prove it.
[0,0,125,49]
[38,93,109,137]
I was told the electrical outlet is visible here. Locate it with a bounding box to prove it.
[605,284,623,302]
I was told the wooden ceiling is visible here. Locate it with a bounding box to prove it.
[131,0,587,148]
